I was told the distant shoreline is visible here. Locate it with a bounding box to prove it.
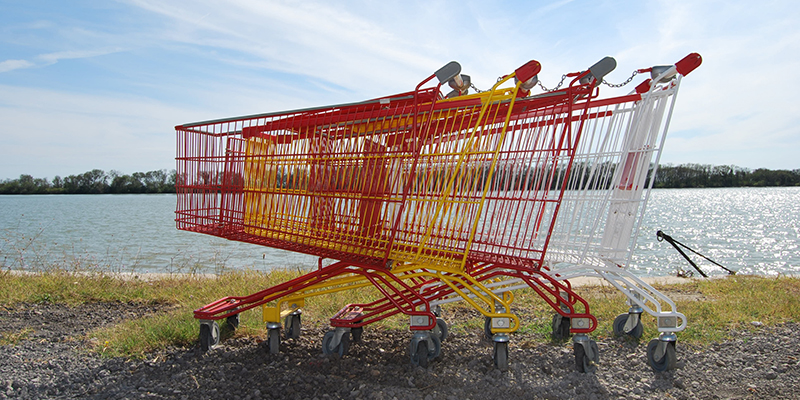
[2,164,799,194]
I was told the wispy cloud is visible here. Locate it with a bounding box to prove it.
[37,48,122,64]
[0,48,123,74]
[0,59,34,73]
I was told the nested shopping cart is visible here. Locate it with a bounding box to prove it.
[176,57,618,369]
[176,53,701,373]
[541,53,703,372]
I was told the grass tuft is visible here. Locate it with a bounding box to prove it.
[0,328,34,346]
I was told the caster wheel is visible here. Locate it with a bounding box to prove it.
[351,326,364,344]
[284,314,301,339]
[226,313,240,331]
[268,328,281,354]
[575,340,599,373]
[433,318,449,342]
[551,314,571,340]
[322,331,350,357]
[199,321,220,351]
[493,341,509,372]
[646,339,677,372]
[612,313,643,339]
[409,335,441,368]
[484,317,493,340]
[429,334,442,359]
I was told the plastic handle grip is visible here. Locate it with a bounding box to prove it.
[675,53,702,76]
[515,60,542,84]
[435,61,462,84]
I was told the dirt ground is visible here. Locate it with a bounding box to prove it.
[1,301,799,399]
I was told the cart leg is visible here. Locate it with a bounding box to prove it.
[573,333,599,373]
[199,320,220,351]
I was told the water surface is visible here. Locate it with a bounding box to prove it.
[1,188,798,276]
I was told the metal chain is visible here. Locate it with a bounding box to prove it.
[470,83,484,93]
[538,74,567,92]
[474,70,637,93]
[469,74,515,93]
[602,70,639,88]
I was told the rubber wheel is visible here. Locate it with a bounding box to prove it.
[646,339,677,372]
[575,340,599,373]
[351,326,363,344]
[612,314,643,339]
[226,313,240,331]
[268,328,280,354]
[429,333,442,359]
[413,340,429,368]
[409,335,440,368]
[551,314,571,340]
[284,314,301,339]
[322,331,350,357]
[493,341,509,372]
[434,318,449,342]
[199,322,220,351]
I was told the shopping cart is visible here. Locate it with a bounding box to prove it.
[542,52,703,371]
[176,57,618,370]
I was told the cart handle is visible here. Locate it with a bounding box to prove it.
[580,56,617,87]
[434,61,462,84]
[675,52,702,76]
[634,52,703,93]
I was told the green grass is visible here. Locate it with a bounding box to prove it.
[1,269,798,358]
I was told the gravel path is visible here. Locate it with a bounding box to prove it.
[1,301,799,399]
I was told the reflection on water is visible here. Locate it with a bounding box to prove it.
[633,187,800,276]
[1,188,798,276]
[0,194,316,274]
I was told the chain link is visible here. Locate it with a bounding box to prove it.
[602,70,639,88]
[537,74,568,92]
[469,83,484,93]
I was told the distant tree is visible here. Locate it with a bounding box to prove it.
[1,164,798,195]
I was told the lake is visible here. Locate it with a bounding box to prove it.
[1,187,798,277]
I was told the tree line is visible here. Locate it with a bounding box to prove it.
[1,164,798,195]
[652,164,800,188]
[0,169,177,194]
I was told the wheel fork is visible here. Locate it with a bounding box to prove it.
[653,332,677,360]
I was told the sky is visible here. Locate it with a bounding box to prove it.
[1,0,799,180]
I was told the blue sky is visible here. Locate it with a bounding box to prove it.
[1,0,798,180]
